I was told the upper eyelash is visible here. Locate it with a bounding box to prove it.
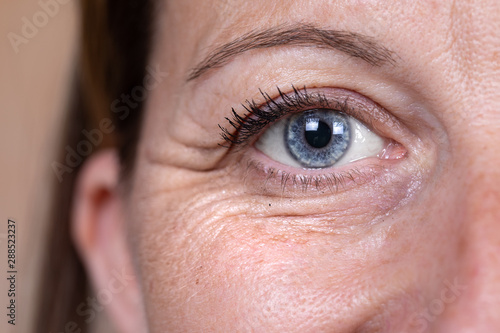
[218,85,352,148]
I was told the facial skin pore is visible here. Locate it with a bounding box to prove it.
[74,0,500,332]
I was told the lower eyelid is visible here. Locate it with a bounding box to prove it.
[238,154,395,196]
[250,147,390,177]
[246,129,406,194]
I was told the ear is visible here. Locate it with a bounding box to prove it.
[71,149,147,333]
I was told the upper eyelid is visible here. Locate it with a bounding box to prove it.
[219,86,330,148]
[218,86,388,149]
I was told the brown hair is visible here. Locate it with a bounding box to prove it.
[35,0,154,331]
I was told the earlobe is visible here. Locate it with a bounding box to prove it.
[71,149,147,333]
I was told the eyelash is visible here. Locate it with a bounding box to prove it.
[218,85,399,193]
[219,85,353,148]
[245,159,369,193]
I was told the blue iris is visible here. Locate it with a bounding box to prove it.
[285,109,351,168]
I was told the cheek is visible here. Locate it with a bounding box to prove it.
[188,224,405,332]
[128,187,457,333]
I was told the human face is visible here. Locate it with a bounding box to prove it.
[124,0,500,331]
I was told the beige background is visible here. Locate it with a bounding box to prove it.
[0,0,78,332]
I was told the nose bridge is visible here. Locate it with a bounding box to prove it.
[439,137,500,330]
[461,168,500,273]
[425,1,500,330]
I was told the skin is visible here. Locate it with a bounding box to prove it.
[73,0,500,332]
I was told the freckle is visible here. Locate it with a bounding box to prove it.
[196,279,199,285]
[199,265,203,269]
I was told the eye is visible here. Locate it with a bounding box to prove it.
[219,86,407,193]
[255,108,384,169]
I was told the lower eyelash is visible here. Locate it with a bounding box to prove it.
[246,160,373,194]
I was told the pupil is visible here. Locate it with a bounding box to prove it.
[304,119,332,148]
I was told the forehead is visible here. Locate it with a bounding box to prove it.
[152,0,496,83]
[152,0,463,74]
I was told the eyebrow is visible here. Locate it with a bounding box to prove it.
[187,23,396,82]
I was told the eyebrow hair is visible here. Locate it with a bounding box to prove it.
[187,23,396,81]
